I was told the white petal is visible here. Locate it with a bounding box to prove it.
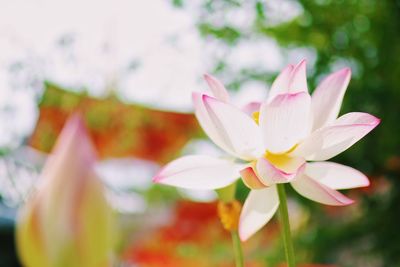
[153,155,242,190]
[305,162,369,190]
[201,94,264,160]
[193,93,236,156]
[256,158,305,185]
[293,112,380,161]
[289,59,308,94]
[204,74,230,102]
[268,64,294,100]
[260,92,312,153]
[239,186,279,241]
[291,174,354,206]
[268,60,308,102]
[312,68,351,130]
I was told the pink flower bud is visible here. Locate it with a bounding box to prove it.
[16,114,115,267]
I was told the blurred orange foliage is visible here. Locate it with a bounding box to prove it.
[29,82,200,163]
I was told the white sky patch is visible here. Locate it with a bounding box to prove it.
[95,158,159,191]
[232,80,268,108]
[265,0,303,26]
[228,38,284,72]
[0,0,208,111]
[0,0,306,148]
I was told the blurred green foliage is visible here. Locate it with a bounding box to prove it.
[174,0,400,266]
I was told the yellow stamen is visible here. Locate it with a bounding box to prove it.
[252,111,260,124]
[264,144,298,170]
[217,200,242,232]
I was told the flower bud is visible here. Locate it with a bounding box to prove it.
[16,114,115,267]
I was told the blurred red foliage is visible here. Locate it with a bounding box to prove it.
[122,201,275,267]
[29,82,200,163]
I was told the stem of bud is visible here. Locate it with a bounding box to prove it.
[217,198,244,267]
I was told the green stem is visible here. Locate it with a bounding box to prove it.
[277,183,296,267]
[231,231,244,267]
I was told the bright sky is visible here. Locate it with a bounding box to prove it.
[0,0,303,147]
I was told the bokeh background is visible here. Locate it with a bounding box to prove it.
[1,0,400,266]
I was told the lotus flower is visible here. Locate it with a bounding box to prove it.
[153,60,380,241]
[16,114,115,267]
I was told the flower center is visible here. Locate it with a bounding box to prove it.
[251,110,304,173]
[264,145,300,172]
